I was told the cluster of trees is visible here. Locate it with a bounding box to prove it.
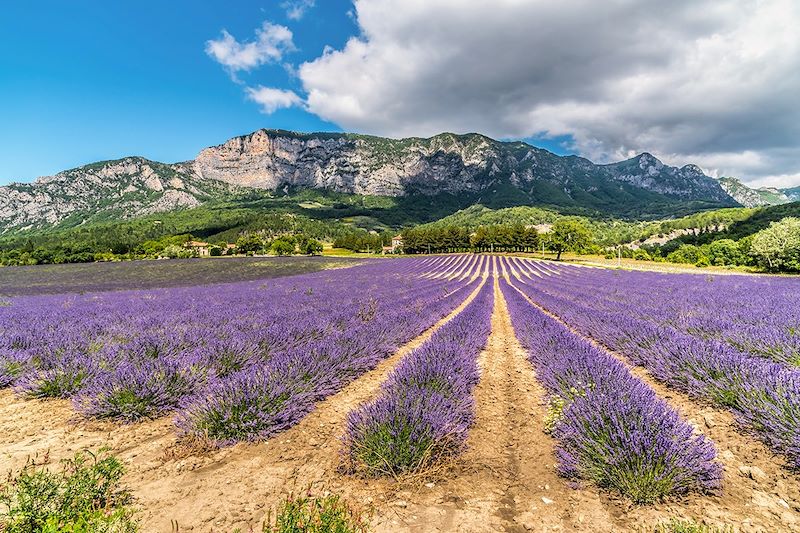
[653,208,754,237]
[0,231,326,266]
[401,219,594,259]
[235,233,323,256]
[333,230,393,253]
[402,225,540,253]
[0,244,99,266]
[611,217,800,272]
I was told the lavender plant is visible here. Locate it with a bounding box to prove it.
[0,256,485,437]
[509,256,800,469]
[343,279,494,477]
[499,276,721,503]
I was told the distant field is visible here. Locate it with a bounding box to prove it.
[0,256,364,296]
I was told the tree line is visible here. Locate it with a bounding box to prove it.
[401,219,593,259]
[610,217,800,272]
[0,232,326,266]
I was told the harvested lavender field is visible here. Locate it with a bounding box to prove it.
[1,255,799,532]
[0,255,362,296]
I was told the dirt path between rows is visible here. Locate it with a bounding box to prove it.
[504,273,800,532]
[383,274,619,532]
[0,274,487,532]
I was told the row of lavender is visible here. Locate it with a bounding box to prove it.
[516,258,800,367]
[498,274,721,503]
[0,255,486,445]
[508,257,800,469]
[343,273,495,477]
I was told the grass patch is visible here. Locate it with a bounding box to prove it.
[647,518,733,533]
[262,491,370,533]
[0,449,138,533]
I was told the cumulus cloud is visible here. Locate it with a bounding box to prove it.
[206,22,294,74]
[282,0,315,21]
[245,86,302,114]
[297,0,800,185]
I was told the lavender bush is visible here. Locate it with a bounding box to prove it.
[343,279,494,476]
[0,255,486,440]
[499,276,721,503]
[509,257,800,469]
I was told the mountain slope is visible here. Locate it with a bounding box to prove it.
[783,187,800,202]
[193,130,737,216]
[0,157,236,233]
[0,129,741,233]
[716,176,793,207]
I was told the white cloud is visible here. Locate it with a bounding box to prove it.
[282,0,315,21]
[749,173,800,189]
[245,86,302,114]
[297,0,800,186]
[206,22,295,74]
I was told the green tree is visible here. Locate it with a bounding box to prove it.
[549,218,593,260]
[707,239,743,266]
[161,244,195,259]
[235,233,265,254]
[301,238,324,255]
[666,244,706,264]
[750,217,800,272]
[271,237,296,256]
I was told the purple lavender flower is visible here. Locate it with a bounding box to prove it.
[500,274,721,503]
[343,279,494,476]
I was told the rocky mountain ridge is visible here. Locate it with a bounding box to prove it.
[0,158,234,233]
[0,129,752,233]
[193,130,734,203]
[715,176,795,208]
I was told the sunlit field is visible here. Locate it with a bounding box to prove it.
[1,255,798,532]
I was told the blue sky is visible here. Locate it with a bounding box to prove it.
[2,1,797,187]
[0,1,347,184]
[0,0,574,185]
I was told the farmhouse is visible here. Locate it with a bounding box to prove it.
[391,234,404,252]
[184,241,210,257]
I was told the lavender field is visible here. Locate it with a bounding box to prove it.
[1,255,799,532]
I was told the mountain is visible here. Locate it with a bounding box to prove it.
[0,158,236,233]
[784,187,800,202]
[192,131,736,216]
[0,129,741,234]
[716,176,793,207]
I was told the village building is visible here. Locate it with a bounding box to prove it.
[184,240,210,257]
[390,234,404,253]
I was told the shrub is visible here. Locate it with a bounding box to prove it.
[271,238,297,256]
[0,355,27,388]
[16,355,96,399]
[175,369,304,446]
[263,491,369,533]
[0,449,138,533]
[75,359,202,422]
[706,239,743,266]
[344,390,466,477]
[649,518,733,533]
